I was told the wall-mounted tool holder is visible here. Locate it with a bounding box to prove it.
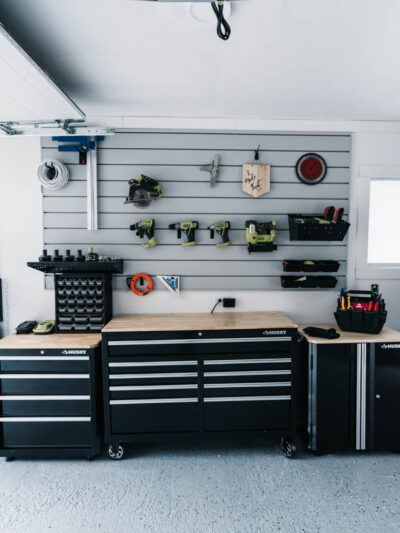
[281,276,338,289]
[41,131,351,291]
[282,260,340,273]
[288,214,350,241]
[28,257,123,274]
[55,273,112,332]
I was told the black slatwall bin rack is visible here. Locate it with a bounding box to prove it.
[288,214,350,241]
[55,273,112,333]
[281,275,338,289]
[282,260,340,273]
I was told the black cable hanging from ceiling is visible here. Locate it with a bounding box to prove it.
[211,2,231,41]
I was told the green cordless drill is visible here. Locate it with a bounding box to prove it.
[208,221,231,247]
[130,219,158,248]
[169,221,199,246]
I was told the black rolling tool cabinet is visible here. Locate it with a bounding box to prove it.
[101,312,299,460]
[300,325,400,455]
[0,333,102,460]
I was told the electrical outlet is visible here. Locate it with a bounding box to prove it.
[222,298,236,308]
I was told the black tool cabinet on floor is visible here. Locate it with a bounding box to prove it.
[301,326,400,455]
[101,312,299,460]
[0,334,102,460]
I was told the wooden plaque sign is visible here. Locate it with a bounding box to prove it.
[242,163,270,197]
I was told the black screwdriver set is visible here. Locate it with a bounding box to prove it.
[28,249,123,333]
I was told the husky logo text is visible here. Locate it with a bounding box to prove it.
[262,330,287,336]
[61,349,87,355]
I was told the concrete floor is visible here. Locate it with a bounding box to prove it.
[0,440,399,533]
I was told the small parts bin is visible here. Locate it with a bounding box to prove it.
[281,276,338,289]
[288,214,350,241]
[282,260,340,273]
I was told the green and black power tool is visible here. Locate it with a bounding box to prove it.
[124,175,162,208]
[129,219,158,248]
[245,220,277,254]
[208,221,231,247]
[169,221,198,246]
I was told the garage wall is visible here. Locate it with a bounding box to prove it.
[7,129,400,334]
[41,131,350,291]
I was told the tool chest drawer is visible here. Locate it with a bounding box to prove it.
[0,338,102,459]
[107,335,292,357]
[110,401,199,434]
[1,420,92,448]
[0,352,89,373]
[204,398,291,431]
[0,397,91,417]
[0,375,91,395]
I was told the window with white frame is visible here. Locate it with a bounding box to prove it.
[367,179,400,265]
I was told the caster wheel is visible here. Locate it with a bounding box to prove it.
[311,450,323,457]
[108,444,124,460]
[5,457,15,462]
[281,437,297,459]
[86,456,94,462]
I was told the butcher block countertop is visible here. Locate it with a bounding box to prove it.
[102,312,297,333]
[301,325,400,344]
[0,333,102,350]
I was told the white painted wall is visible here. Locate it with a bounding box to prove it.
[0,136,53,336]
[1,130,400,334]
[347,133,400,330]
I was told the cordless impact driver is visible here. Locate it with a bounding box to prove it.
[208,221,231,247]
[169,221,199,246]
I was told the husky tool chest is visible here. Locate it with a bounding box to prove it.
[101,312,299,460]
[301,325,400,455]
[0,333,102,460]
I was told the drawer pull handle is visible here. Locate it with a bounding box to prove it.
[0,374,90,379]
[0,356,89,361]
[205,382,291,389]
[110,372,198,380]
[204,358,291,365]
[0,395,90,401]
[204,395,291,403]
[0,417,91,422]
[109,337,290,347]
[204,370,291,377]
[110,384,198,392]
[109,361,197,368]
[110,398,198,405]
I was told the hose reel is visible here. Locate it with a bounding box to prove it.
[37,159,69,190]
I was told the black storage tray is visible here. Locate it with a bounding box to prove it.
[282,260,340,273]
[334,309,387,334]
[281,276,338,289]
[288,214,350,241]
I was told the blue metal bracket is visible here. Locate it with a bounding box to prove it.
[52,136,104,165]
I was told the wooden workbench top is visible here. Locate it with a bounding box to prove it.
[0,333,102,350]
[103,312,297,333]
[301,325,400,344]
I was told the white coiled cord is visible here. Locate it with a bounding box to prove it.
[37,159,69,190]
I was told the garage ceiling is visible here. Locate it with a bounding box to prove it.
[0,0,399,121]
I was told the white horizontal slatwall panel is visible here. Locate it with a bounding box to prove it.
[41,131,350,291]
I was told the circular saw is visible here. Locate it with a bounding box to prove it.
[124,175,162,208]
